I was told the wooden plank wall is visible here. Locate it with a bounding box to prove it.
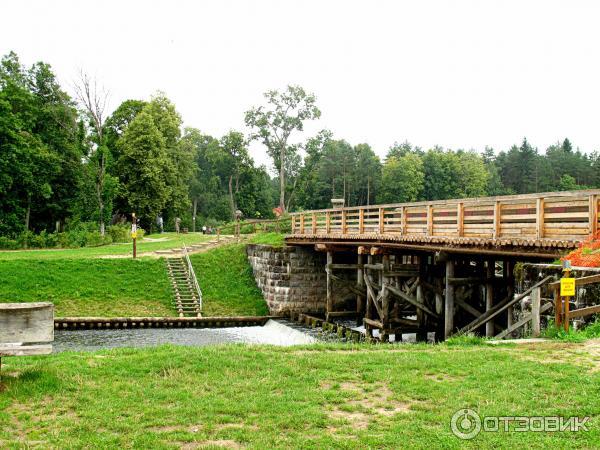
[289,190,600,245]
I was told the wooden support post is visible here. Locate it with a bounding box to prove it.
[536,197,545,239]
[381,254,391,342]
[457,203,464,237]
[311,212,317,234]
[444,259,455,339]
[326,252,333,319]
[493,201,501,239]
[416,264,426,342]
[401,206,407,235]
[506,260,514,334]
[357,252,364,323]
[325,211,331,234]
[554,287,562,328]
[485,259,495,337]
[300,214,305,234]
[378,207,384,234]
[364,254,374,338]
[590,194,598,236]
[341,210,347,235]
[291,215,296,234]
[531,286,541,337]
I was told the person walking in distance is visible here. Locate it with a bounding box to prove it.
[175,217,181,234]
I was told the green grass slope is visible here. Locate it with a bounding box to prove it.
[191,244,268,317]
[0,258,173,317]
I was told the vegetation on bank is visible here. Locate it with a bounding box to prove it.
[190,244,268,316]
[543,318,600,342]
[1,342,598,448]
[0,239,267,318]
[0,258,173,317]
[249,232,286,247]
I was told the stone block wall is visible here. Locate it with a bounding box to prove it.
[246,244,327,316]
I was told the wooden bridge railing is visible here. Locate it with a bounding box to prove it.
[289,190,600,245]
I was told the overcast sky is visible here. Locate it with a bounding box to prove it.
[2,0,600,169]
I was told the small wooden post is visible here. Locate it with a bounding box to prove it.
[493,201,501,239]
[325,211,331,234]
[401,206,407,235]
[300,214,305,234]
[131,213,137,259]
[378,207,384,234]
[341,210,347,235]
[536,197,545,240]
[457,203,464,237]
[590,194,598,236]
[311,212,317,234]
[427,205,433,236]
[326,252,333,319]
[291,215,296,234]
[365,254,374,338]
[531,286,541,337]
[359,208,365,234]
[485,259,495,337]
[444,259,455,339]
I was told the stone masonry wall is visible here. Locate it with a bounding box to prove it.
[246,244,327,316]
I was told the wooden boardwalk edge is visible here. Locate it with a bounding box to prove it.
[54,316,281,330]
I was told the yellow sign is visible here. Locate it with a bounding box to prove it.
[131,231,138,239]
[560,277,575,297]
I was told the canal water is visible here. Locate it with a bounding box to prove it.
[53,319,319,352]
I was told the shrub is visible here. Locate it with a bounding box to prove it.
[108,224,131,243]
[0,236,19,250]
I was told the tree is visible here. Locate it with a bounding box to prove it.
[74,71,113,235]
[245,85,321,213]
[215,131,251,220]
[116,111,172,230]
[354,144,381,206]
[378,154,424,203]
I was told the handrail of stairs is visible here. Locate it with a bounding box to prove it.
[183,243,203,314]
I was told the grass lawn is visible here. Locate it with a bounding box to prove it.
[0,242,268,317]
[191,244,269,317]
[0,341,598,448]
[248,232,285,247]
[0,232,214,260]
[0,258,173,317]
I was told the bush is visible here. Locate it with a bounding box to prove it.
[108,224,131,243]
[0,236,19,250]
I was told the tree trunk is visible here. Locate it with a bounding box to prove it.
[279,145,286,213]
[24,193,31,249]
[229,174,236,221]
[192,198,198,233]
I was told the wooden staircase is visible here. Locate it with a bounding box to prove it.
[165,245,203,317]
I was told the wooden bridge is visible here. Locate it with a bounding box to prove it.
[284,190,600,342]
[288,189,600,258]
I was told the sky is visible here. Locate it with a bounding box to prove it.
[2,0,600,170]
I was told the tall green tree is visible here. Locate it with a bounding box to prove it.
[116,111,172,230]
[378,154,424,203]
[245,85,321,213]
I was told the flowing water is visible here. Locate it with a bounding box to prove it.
[53,319,318,352]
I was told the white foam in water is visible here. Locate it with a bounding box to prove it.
[53,320,316,352]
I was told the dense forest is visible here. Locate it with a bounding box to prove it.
[1,51,600,241]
